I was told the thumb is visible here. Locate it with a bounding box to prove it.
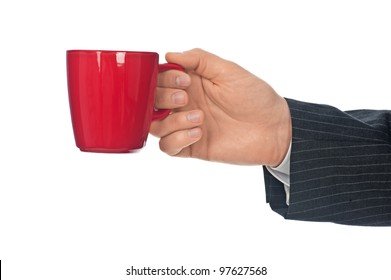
[165,48,227,80]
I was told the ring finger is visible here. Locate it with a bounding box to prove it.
[150,110,204,137]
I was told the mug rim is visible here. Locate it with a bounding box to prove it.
[67,49,158,55]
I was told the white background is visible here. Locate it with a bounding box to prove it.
[1,0,390,279]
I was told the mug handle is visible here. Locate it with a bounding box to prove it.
[152,63,186,121]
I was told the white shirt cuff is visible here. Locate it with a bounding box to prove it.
[266,142,291,205]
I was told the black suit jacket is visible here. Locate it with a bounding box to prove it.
[264,99,391,226]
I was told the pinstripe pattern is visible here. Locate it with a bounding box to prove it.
[264,99,391,226]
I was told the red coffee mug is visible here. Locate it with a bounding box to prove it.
[67,50,184,153]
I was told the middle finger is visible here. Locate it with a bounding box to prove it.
[155,87,189,109]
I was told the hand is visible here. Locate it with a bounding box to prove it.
[150,49,291,166]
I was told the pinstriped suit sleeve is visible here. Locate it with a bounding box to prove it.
[264,98,391,226]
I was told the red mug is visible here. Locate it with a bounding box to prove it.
[67,50,183,153]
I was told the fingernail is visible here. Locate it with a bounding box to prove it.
[186,111,201,123]
[171,91,186,105]
[175,75,190,87]
[188,128,201,138]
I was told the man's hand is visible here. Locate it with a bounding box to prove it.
[150,48,291,166]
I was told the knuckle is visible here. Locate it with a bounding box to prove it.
[159,130,190,156]
[159,138,181,156]
[149,122,163,137]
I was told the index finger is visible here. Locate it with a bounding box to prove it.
[158,70,191,88]
[166,48,229,80]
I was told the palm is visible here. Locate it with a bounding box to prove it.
[173,63,280,164]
